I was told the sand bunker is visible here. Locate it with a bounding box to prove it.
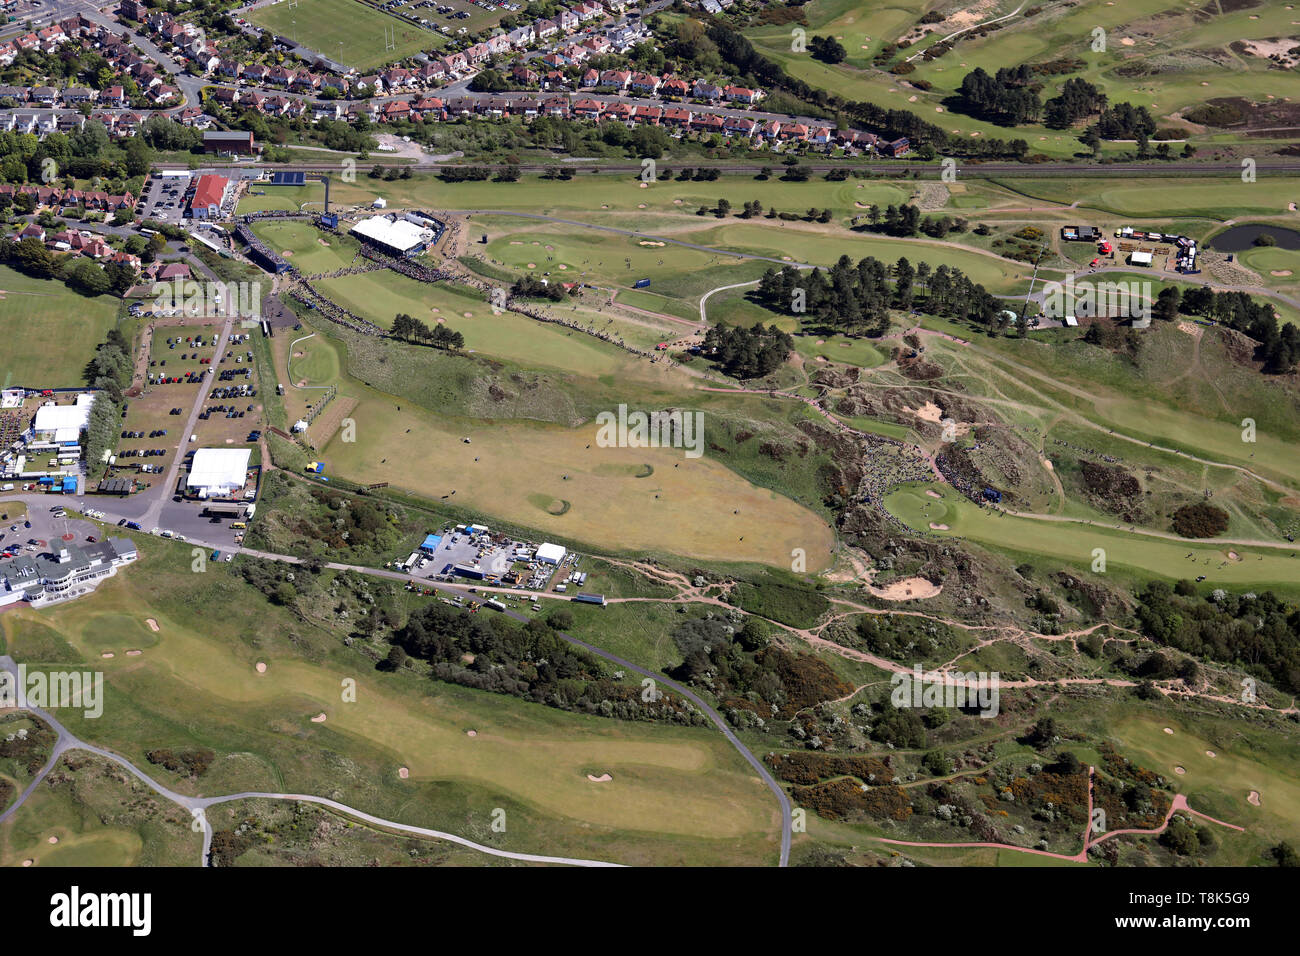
[310,713,327,723]
[868,576,941,601]
[1174,766,1186,775]
[101,652,114,659]
[462,311,474,318]
[928,522,950,531]
[1228,551,1240,561]
[255,662,267,674]
[1271,270,1293,277]
[466,729,477,737]
[281,250,293,257]
[673,199,683,205]
[21,859,32,867]
[926,490,942,499]
[587,773,613,783]
[526,262,536,268]
[638,240,665,247]
[398,767,410,779]
[1163,727,1174,735]
[317,239,331,247]
[1206,750,1217,758]
[1120,37,1135,46]
[1248,790,1261,806]
[637,203,647,209]
[145,618,159,632]
[47,836,58,844]
[126,650,141,657]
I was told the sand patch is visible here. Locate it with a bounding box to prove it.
[558,264,568,270]
[398,767,410,779]
[21,859,32,867]
[47,837,58,845]
[815,355,827,363]
[1120,37,1135,46]
[1206,750,1216,758]
[1247,790,1261,806]
[638,240,665,247]
[673,198,683,205]
[466,729,477,737]
[1271,270,1293,277]
[462,312,474,318]
[914,401,943,423]
[281,250,293,257]
[1227,550,1240,561]
[317,239,331,247]
[526,262,536,268]
[310,712,327,723]
[907,95,917,103]
[255,661,267,674]
[1177,321,1202,338]
[586,772,613,782]
[926,490,942,499]
[637,203,647,209]
[1163,727,1174,735]
[101,652,114,659]
[928,522,950,531]
[145,618,159,632]
[867,576,941,601]
[126,650,141,657]
[1174,766,1186,775]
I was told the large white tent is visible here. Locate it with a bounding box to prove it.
[187,448,251,497]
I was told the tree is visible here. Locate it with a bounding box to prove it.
[11,236,57,277]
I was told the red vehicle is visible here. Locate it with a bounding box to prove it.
[86,535,97,543]
[1090,258,1100,267]
[40,389,53,397]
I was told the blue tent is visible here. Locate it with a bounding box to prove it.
[420,534,442,553]
[61,477,77,493]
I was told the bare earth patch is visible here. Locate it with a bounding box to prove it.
[867,576,941,601]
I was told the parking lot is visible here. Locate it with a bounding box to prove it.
[138,172,192,223]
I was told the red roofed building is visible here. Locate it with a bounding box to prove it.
[188,174,227,220]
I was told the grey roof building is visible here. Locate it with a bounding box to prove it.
[0,537,138,608]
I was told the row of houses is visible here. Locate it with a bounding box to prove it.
[0,183,136,212]
[577,70,761,104]
[14,222,143,274]
[334,93,905,153]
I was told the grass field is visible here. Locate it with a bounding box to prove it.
[744,0,1300,157]
[0,536,779,865]
[247,0,441,71]
[0,266,121,388]
[250,219,359,274]
[885,482,1300,593]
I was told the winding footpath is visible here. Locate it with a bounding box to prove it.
[0,656,621,868]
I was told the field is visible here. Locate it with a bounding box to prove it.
[0,266,121,389]
[247,0,441,71]
[743,0,1300,157]
[885,482,1300,593]
[250,219,359,274]
[0,536,779,865]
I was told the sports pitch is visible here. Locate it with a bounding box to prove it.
[247,0,441,71]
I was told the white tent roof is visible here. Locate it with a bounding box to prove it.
[1130,251,1153,265]
[349,215,431,254]
[32,393,95,435]
[187,447,251,494]
[537,542,567,563]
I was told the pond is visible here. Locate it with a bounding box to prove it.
[1209,224,1300,252]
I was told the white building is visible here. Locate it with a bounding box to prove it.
[349,215,434,257]
[536,542,567,565]
[32,393,95,444]
[187,447,251,497]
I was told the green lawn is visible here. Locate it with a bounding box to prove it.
[247,0,442,71]
[0,265,121,388]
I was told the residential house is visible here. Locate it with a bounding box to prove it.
[723,85,760,104]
